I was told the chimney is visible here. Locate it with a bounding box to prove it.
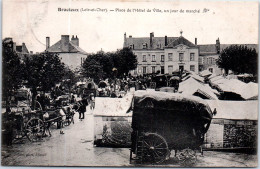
[30,51,33,54]
[165,36,168,46]
[71,35,79,46]
[22,43,26,53]
[61,35,70,52]
[13,42,16,52]
[216,37,220,54]
[195,38,197,45]
[129,35,132,38]
[46,37,50,49]
[150,32,154,48]
[123,33,127,47]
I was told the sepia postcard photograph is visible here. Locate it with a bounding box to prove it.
[1,0,259,167]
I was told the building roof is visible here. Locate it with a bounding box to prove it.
[125,35,199,50]
[16,45,29,53]
[199,44,258,55]
[16,46,23,52]
[198,44,217,55]
[125,36,178,50]
[166,36,197,48]
[46,40,87,55]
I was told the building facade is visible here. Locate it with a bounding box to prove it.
[125,33,258,76]
[124,32,199,76]
[45,35,88,69]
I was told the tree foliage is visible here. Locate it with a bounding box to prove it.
[2,39,24,105]
[114,47,138,76]
[82,51,113,83]
[23,52,65,92]
[216,45,258,75]
[22,52,65,108]
[62,66,78,87]
[82,48,137,82]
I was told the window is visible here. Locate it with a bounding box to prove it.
[190,65,195,72]
[213,58,216,65]
[199,57,202,64]
[207,57,216,65]
[168,53,173,61]
[143,67,147,74]
[168,66,173,74]
[143,55,146,62]
[161,55,165,62]
[152,66,156,73]
[161,66,165,74]
[179,53,184,62]
[152,55,156,62]
[190,53,195,61]
[210,57,215,64]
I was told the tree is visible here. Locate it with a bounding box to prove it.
[62,65,78,93]
[113,47,137,77]
[216,45,258,75]
[82,52,107,83]
[22,52,65,109]
[2,38,24,107]
[81,48,137,82]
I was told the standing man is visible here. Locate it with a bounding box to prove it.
[78,96,88,120]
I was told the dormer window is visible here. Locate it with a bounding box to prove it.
[129,44,134,49]
[143,43,147,49]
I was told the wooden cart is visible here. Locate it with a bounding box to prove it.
[130,91,214,165]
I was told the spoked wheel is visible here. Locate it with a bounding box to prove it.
[25,118,45,142]
[141,132,169,164]
[177,148,197,166]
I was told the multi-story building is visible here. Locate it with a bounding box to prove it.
[124,33,258,76]
[45,35,88,69]
[124,32,199,75]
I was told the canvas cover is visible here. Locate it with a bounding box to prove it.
[133,90,213,121]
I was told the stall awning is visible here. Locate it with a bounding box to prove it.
[93,93,133,117]
[206,100,258,120]
[179,78,219,100]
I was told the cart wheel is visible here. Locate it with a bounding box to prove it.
[141,132,169,164]
[25,118,45,142]
[177,148,197,166]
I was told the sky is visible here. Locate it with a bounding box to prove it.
[2,0,259,53]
